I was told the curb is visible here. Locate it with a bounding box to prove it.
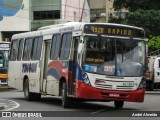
[0,106,5,110]
[0,86,14,92]
[145,91,160,94]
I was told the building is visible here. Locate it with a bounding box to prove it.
[88,0,128,23]
[0,0,90,42]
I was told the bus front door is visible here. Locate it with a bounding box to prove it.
[68,37,79,95]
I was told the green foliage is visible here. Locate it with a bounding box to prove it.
[124,10,160,36]
[114,0,160,11]
[148,36,160,48]
[113,0,160,52]
[147,36,160,53]
[108,17,124,24]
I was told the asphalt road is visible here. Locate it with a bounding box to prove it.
[0,89,160,120]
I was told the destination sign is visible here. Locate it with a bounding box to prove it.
[0,43,10,50]
[84,24,145,38]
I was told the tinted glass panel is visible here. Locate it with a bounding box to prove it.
[32,37,43,60]
[23,38,33,60]
[17,39,24,61]
[10,40,19,61]
[51,34,61,60]
[60,33,72,60]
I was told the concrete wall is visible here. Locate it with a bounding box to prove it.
[0,0,30,31]
[89,0,106,9]
[61,0,90,22]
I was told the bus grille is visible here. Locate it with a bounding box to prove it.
[95,79,134,91]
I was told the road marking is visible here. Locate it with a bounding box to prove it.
[0,99,20,111]
[90,109,106,114]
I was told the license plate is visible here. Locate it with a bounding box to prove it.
[123,82,134,86]
[109,93,119,97]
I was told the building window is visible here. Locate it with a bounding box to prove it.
[33,10,60,20]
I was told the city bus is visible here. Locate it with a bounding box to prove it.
[0,42,10,86]
[8,22,147,108]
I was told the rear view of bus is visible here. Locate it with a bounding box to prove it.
[0,42,10,86]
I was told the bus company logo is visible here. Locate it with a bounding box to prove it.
[2,112,11,117]
[1,112,42,118]
[22,63,38,73]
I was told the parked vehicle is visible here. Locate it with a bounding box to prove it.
[145,55,160,90]
[0,42,10,86]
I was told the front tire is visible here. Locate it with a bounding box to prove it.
[24,79,34,101]
[61,82,71,108]
[114,101,124,109]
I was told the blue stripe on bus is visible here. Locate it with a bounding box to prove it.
[47,67,60,80]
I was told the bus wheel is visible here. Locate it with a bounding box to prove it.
[61,82,71,108]
[24,79,34,101]
[114,101,124,109]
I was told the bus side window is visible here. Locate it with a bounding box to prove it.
[32,36,43,60]
[50,34,61,60]
[60,33,72,60]
[10,40,19,61]
[17,39,24,61]
[23,38,33,60]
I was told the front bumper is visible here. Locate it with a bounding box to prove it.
[0,78,8,85]
[77,82,145,102]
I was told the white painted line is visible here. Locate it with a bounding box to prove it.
[90,109,106,114]
[0,99,20,111]
[5,100,20,111]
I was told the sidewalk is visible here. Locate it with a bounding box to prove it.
[145,90,160,94]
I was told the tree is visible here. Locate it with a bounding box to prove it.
[123,9,160,36]
[147,36,160,54]
[112,0,160,53]
[114,0,160,12]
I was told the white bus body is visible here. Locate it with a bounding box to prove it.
[8,22,147,108]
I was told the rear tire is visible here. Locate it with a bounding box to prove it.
[114,101,124,109]
[61,82,71,108]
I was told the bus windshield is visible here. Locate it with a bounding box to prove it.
[82,36,146,77]
[0,51,9,68]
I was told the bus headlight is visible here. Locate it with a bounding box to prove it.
[82,72,90,85]
[137,78,146,89]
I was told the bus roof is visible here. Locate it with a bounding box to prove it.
[11,22,144,40]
